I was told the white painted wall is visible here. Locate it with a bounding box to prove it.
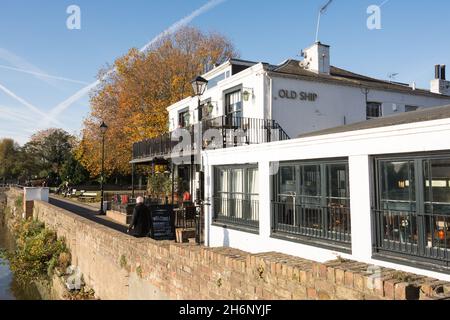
[203,117,450,281]
[167,63,267,131]
[168,64,450,139]
[24,187,49,203]
[271,75,450,138]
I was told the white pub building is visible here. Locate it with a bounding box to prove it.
[132,42,450,280]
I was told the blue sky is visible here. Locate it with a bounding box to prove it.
[0,0,449,144]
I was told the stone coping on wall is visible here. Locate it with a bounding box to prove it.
[22,198,450,300]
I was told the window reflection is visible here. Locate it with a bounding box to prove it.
[272,160,351,246]
[375,155,450,261]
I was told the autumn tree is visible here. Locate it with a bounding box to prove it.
[77,27,238,177]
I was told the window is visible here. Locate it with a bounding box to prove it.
[225,90,242,118]
[366,102,382,120]
[405,105,419,112]
[207,72,226,89]
[213,165,259,231]
[272,159,351,250]
[178,109,190,128]
[374,153,450,271]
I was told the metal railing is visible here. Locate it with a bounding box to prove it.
[272,202,351,247]
[132,116,290,160]
[202,116,290,148]
[372,209,450,266]
[213,196,259,230]
[132,132,181,160]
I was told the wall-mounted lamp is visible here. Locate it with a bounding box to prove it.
[242,88,253,102]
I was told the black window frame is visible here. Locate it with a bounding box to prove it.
[271,158,351,252]
[366,102,382,120]
[213,164,259,233]
[224,85,243,118]
[373,151,450,273]
[178,108,190,128]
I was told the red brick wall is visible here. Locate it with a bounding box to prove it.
[22,199,450,300]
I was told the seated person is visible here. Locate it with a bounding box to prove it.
[182,190,191,203]
[127,197,151,238]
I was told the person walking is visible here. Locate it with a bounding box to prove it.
[127,196,151,238]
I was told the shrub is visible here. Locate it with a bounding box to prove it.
[14,195,23,209]
[6,219,71,284]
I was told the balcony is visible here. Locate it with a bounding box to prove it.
[132,116,290,162]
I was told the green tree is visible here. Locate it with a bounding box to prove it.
[60,154,90,186]
[0,138,20,183]
[21,129,75,184]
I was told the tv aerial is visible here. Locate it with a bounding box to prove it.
[388,73,399,82]
[315,0,334,43]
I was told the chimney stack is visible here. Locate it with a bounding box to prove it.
[299,42,330,75]
[431,64,450,95]
[435,64,446,80]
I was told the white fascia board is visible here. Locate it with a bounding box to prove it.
[166,96,194,113]
[215,63,266,87]
[203,117,450,163]
[202,61,232,79]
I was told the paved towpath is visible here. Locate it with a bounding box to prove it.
[49,196,128,234]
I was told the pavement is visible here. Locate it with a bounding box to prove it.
[49,195,128,234]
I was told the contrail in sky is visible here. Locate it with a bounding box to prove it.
[0,106,35,124]
[0,64,89,85]
[41,0,227,128]
[0,48,68,89]
[140,0,227,52]
[45,80,101,124]
[0,82,61,126]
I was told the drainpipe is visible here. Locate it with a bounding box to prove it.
[265,71,274,120]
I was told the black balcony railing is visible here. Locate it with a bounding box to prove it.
[132,116,290,161]
[372,209,450,267]
[213,196,259,231]
[272,202,351,248]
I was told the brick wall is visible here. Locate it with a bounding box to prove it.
[5,195,448,300]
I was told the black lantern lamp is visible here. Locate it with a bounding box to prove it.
[192,76,208,97]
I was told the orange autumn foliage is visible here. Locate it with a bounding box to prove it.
[76,27,238,177]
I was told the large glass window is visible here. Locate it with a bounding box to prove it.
[272,159,351,250]
[213,164,259,231]
[374,153,450,269]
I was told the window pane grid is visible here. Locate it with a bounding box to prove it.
[213,165,259,231]
[374,155,450,269]
[272,160,351,249]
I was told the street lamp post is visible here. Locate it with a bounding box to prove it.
[99,121,108,215]
[191,76,208,244]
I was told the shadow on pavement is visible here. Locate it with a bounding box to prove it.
[49,197,128,234]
